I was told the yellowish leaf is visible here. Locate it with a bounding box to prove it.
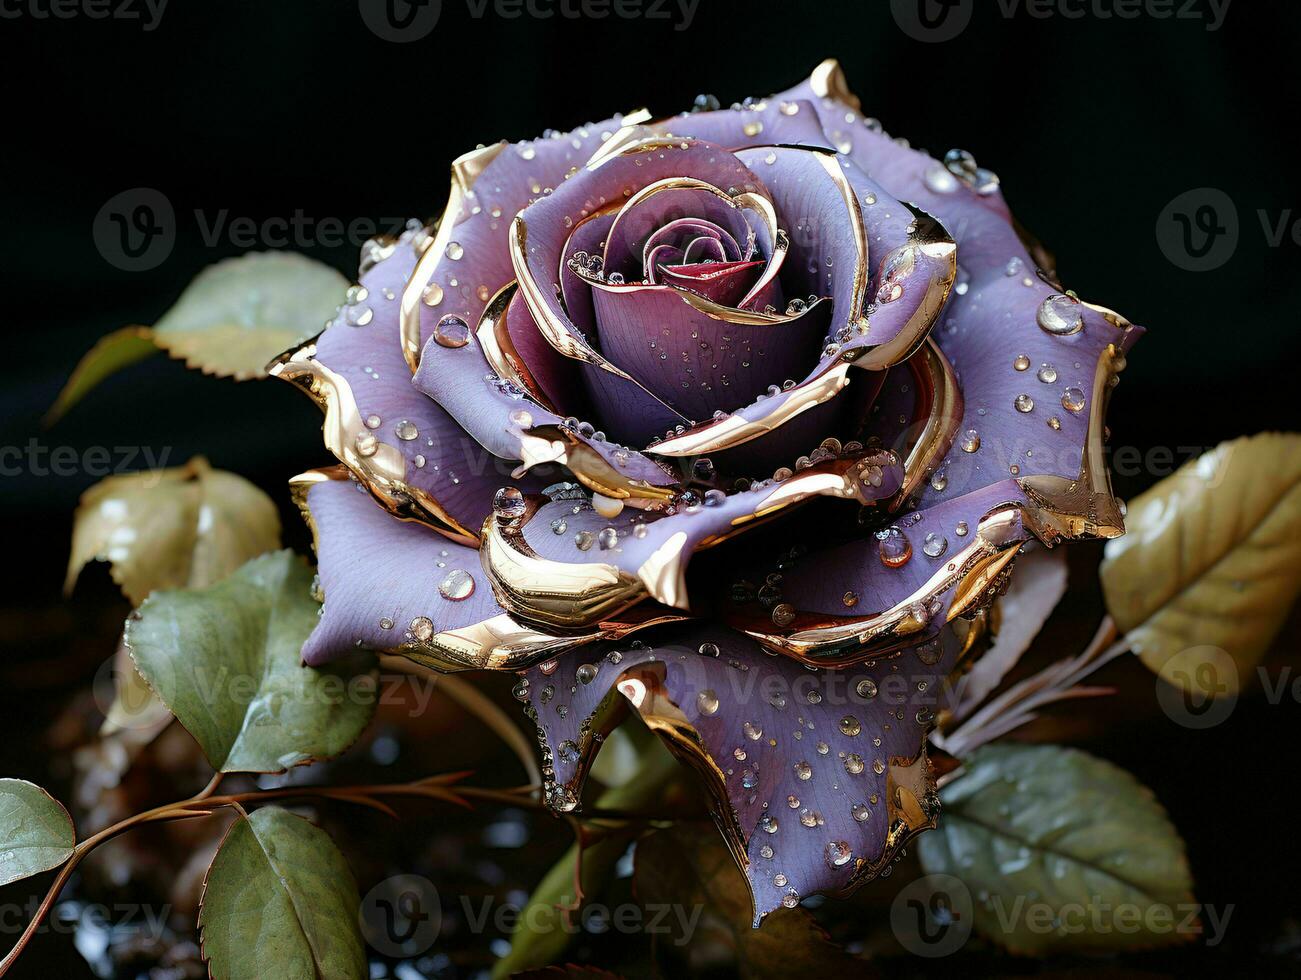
[66,456,281,606]
[1100,432,1301,693]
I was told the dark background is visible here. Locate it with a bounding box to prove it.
[2,0,1300,976]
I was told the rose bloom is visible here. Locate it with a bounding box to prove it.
[272,60,1140,918]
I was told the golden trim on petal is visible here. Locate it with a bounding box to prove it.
[474,281,559,412]
[583,108,654,169]
[853,203,957,371]
[893,338,963,507]
[481,505,650,627]
[741,505,1026,665]
[814,150,870,322]
[270,343,480,545]
[401,141,508,373]
[1018,340,1131,540]
[809,57,862,112]
[647,361,852,457]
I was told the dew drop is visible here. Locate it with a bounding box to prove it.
[1037,293,1084,335]
[1062,387,1086,413]
[434,314,471,348]
[438,569,475,601]
[876,526,912,568]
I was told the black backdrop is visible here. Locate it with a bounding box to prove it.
[5,0,1300,540]
[2,1,1300,974]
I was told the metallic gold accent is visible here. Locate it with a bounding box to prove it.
[401,142,508,373]
[741,504,1026,665]
[814,150,869,321]
[809,57,862,112]
[582,108,654,170]
[893,339,963,507]
[481,505,650,627]
[636,530,691,610]
[854,203,958,371]
[269,342,479,545]
[647,361,852,457]
[400,614,599,673]
[474,281,558,411]
[1018,341,1130,540]
[517,423,678,505]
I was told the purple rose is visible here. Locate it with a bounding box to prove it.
[272,60,1141,919]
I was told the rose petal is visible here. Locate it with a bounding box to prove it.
[655,260,766,306]
[729,480,1032,667]
[482,458,902,624]
[588,284,832,433]
[519,623,959,921]
[270,235,541,541]
[411,317,681,502]
[603,186,753,276]
[509,138,773,429]
[772,62,1141,536]
[297,471,506,666]
[641,148,956,461]
[406,113,645,371]
[656,99,832,150]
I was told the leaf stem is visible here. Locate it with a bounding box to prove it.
[0,770,697,976]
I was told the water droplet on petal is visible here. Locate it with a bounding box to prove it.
[434,314,471,348]
[1037,293,1084,335]
[438,569,475,601]
[1062,387,1086,413]
[877,526,912,567]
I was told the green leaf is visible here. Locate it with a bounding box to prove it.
[125,550,377,773]
[0,779,76,886]
[152,251,347,380]
[634,824,864,978]
[199,806,366,980]
[44,325,159,426]
[46,253,346,416]
[1101,432,1301,693]
[917,744,1195,955]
